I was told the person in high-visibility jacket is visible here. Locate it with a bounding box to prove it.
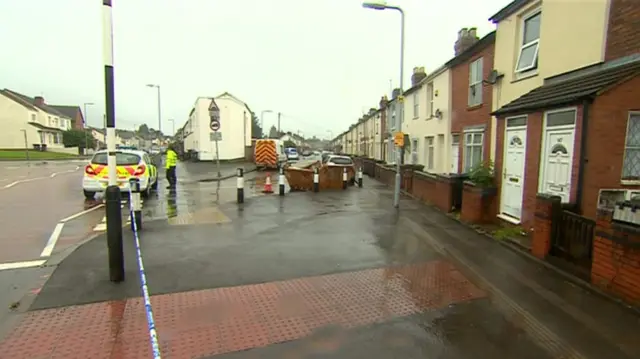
[165,145,178,189]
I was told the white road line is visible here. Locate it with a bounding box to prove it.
[0,260,46,271]
[50,173,56,178]
[4,181,18,188]
[40,223,65,257]
[60,204,105,222]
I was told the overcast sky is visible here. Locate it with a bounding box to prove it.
[0,0,510,139]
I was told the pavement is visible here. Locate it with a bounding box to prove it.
[180,161,257,182]
[0,173,639,358]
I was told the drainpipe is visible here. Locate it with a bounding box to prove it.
[575,99,591,214]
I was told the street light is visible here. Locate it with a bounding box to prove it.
[83,102,94,153]
[260,110,273,137]
[363,1,405,208]
[146,84,162,134]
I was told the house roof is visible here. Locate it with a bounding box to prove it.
[28,122,62,132]
[444,31,496,68]
[492,57,640,116]
[51,105,80,120]
[1,89,70,118]
[489,0,531,23]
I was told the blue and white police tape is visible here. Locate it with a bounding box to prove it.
[128,187,162,359]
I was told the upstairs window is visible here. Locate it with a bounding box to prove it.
[516,11,541,73]
[426,83,434,117]
[469,58,483,106]
[413,92,419,118]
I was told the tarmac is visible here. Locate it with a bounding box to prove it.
[0,176,639,358]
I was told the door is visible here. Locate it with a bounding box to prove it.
[540,129,575,202]
[450,135,460,173]
[500,126,527,219]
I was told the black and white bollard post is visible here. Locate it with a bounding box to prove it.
[357,167,363,188]
[237,168,244,204]
[313,167,319,193]
[342,167,348,190]
[103,0,123,282]
[128,178,143,231]
[279,166,285,196]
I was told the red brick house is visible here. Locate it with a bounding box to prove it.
[446,31,496,174]
[491,0,640,225]
[51,105,85,130]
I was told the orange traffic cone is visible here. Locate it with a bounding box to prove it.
[262,173,274,194]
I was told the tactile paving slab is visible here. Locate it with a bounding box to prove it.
[0,260,485,358]
[167,206,231,226]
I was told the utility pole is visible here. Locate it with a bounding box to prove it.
[102,0,124,282]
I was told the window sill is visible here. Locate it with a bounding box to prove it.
[497,213,521,225]
[621,180,640,186]
[467,104,483,111]
[511,70,539,83]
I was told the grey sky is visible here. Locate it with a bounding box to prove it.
[0,0,509,139]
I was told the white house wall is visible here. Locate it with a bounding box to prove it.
[402,69,452,173]
[193,96,249,161]
[0,94,38,149]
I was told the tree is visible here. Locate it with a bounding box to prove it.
[63,129,96,149]
[268,125,278,138]
[250,112,263,138]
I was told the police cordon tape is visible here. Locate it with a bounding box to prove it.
[127,178,162,359]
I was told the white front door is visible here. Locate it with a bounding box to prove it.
[500,125,527,220]
[540,129,575,202]
[451,135,460,173]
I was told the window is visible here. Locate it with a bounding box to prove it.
[48,116,52,126]
[30,114,36,122]
[623,113,640,180]
[426,83,434,117]
[464,131,484,172]
[91,152,141,165]
[413,92,419,119]
[425,136,435,170]
[390,108,396,129]
[516,11,541,73]
[411,138,419,164]
[469,58,483,106]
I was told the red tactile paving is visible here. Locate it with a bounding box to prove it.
[0,260,485,359]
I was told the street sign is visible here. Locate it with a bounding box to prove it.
[210,132,222,141]
[210,120,220,132]
[394,131,404,147]
[397,95,405,104]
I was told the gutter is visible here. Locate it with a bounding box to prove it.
[575,98,591,213]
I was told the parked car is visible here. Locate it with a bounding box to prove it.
[285,147,300,161]
[82,149,159,199]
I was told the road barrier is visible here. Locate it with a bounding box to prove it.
[357,167,363,188]
[313,167,319,192]
[342,168,348,190]
[127,186,162,359]
[279,167,286,196]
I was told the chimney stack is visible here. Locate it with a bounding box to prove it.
[379,95,388,109]
[392,88,401,99]
[454,27,480,56]
[411,66,427,86]
[34,96,45,107]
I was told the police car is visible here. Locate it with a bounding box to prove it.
[82,149,159,199]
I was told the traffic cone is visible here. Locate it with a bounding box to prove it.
[262,173,274,194]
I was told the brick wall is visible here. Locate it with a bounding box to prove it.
[592,210,640,306]
[581,76,640,219]
[460,183,497,224]
[72,109,85,130]
[605,0,640,62]
[450,42,495,172]
[531,194,561,259]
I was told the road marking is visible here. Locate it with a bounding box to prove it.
[0,260,46,271]
[3,181,19,188]
[40,223,64,257]
[60,204,105,222]
[92,200,142,232]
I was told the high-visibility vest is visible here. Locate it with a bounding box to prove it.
[165,150,178,168]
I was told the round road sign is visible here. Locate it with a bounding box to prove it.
[210,120,220,132]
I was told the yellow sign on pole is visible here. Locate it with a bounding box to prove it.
[394,132,404,147]
[397,95,404,104]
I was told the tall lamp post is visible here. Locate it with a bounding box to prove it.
[146,84,162,134]
[260,110,273,138]
[363,1,405,208]
[83,102,94,153]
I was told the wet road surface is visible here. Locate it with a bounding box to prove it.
[1,175,639,358]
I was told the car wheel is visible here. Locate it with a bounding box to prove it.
[83,190,95,199]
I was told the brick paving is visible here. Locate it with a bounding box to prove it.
[0,260,485,359]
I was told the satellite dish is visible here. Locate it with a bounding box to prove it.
[484,69,503,85]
